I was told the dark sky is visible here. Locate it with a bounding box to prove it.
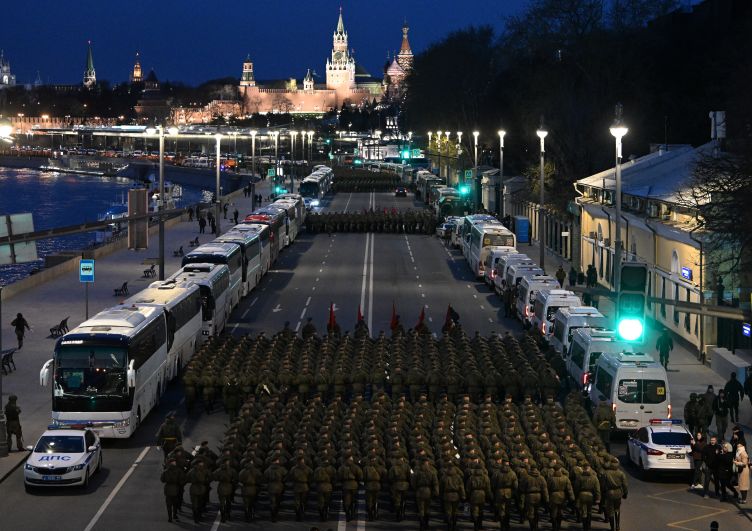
[2,0,529,86]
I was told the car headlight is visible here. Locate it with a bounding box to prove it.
[311,200,319,206]
[24,463,34,471]
[71,464,86,471]
[113,418,130,428]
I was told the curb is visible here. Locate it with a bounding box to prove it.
[0,451,29,484]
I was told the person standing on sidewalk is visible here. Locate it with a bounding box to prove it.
[702,435,721,498]
[723,372,745,423]
[690,431,706,490]
[11,313,30,349]
[568,266,577,287]
[713,390,730,440]
[4,395,23,451]
[684,393,699,435]
[655,328,673,371]
[734,439,750,504]
[555,266,567,288]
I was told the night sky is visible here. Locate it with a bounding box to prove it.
[3,0,528,86]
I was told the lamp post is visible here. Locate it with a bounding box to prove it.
[472,131,479,210]
[307,130,314,162]
[271,131,279,193]
[610,106,628,290]
[250,130,257,177]
[497,129,506,218]
[435,130,442,178]
[536,122,548,269]
[444,131,451,180]
[0,284,5,457]
[427,131,433,171]
[215,133,222,235]
[291,130,298,180]
[456,132,463,187]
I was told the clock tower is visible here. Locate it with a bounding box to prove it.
[325,7,355,90]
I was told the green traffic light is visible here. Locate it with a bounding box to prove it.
[617,318,644,341]
[459,185,470,195]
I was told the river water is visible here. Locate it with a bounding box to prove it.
[0,167,205,286]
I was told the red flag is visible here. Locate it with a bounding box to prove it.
[328,302,337,330]
[390,302,398,331]
[357,304,364,323]
[415,306,425,329]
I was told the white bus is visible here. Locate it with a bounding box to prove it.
[40,305,169,438]
[214,230,263,297]
[182,242,242,310]
[460,214,498,259]
[467,223,517,278]
[272,198,303,244]
[121,280,203,381]
[232,223,272,275]
[300,170,333,203]
[169,263,231,340]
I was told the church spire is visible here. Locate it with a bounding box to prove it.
[83,40,96,88]
[397,21,414,72]
[336,6,345,34]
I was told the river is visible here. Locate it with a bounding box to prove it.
[0,167,205,286]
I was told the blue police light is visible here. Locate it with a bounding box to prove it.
[617,318,644,342]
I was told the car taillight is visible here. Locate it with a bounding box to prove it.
[541,322,547,334]
[612,403,617,413]
[525,306,530,317]
[667,404,672,419]
[582,373,589,386]
[647,448,664,456]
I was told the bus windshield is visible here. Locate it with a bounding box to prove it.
[54,345,128,399]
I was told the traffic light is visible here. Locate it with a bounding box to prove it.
[616,262,648,342]
[401,149,410,159]
[459,184,470,196]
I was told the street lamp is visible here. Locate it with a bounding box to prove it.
[300,130,306,164]
[307,130,314,162]
[215,133,222,234]
[250,130,257,178]
[610,107,628,290]
[536,122,548,269]
[497,129,506,218]
[472,131,479,210]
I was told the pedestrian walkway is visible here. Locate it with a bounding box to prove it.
[525,238,752,436]
[0,177,270,480]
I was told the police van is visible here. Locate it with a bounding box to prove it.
[515,275,559,325]
[589,351,671,431]
[531,289,582,340]
[566,328,632,391]
[549,306,610,356]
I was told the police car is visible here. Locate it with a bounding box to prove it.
[626,419,693,475]
[24,426,103,491]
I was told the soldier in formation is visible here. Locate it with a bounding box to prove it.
[159,326,627,527]
[307,208,437,235]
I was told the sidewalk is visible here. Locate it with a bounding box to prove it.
[0,177,271,479]
[526,238,752,435]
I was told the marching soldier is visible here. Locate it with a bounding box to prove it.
[412,457,439,531]
[338,455,363,521]
[214,460,238,522]
[492,459,518,531]
[313,459,336,521]
[156,414,182,461]
[182,369,198,413]
[466,462,492,531]
[441,465,465,531]
[363,456,384,520]
[238,460,262,521]
[161,457,187,522]
[593,401,615,452]
[287,456,313,520]
[547,463,574,531]
[301,317,317,338]
[389,455,411,521]
[574,463,601,531]
[602,458,628,531]
[522,467,548,531]
[264,457,287,522]
[187,459,211,523]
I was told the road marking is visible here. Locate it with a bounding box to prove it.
[306,296,311,306]
[232,323,239,333]
[418,284,422,288]
[83,446,151,531]
[488,317,493,323]
[473,294,477,299]
[428,317,433,322]
[344,192,353,213]
[319,268,323,273]
[300,308,307,320]
[360,232,370,316]
[648,486,730,530]
[421,293,426,298]
[295,321,301,332]
[210,512,221,531]
[480,305,485,310]
[368,232,375,332]
[312,286,316,291]
[316,277,320,282]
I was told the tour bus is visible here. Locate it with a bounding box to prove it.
[515,275,560,324]
[276,193,307,229]
[40,305,170,438]
[272,198,303,244]
[567,328,631,391]
[483,248,519,286]
[232,222,273,273]
[461,214,499,258]
[244,209,286,255]
[121,280,202,382]
[531,289,582,340]
[214,230,263,297]
[415,171,443,203]
[437,196,471,220]
[549,306,610,356]
[168,263,231,340]
[467,223,517,278]
[589,351,671,430]
[182,242,242,310]
[300,171,332,204]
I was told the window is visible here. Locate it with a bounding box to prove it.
[553,319,567,342]
[595,367,613,398]
[652,432,692,446]
[647,273,652,309]
[570,342,586,369]
[685,288,691,332]
[673,283,680,325]
[617,379,667,404]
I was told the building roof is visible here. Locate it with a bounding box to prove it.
[400,21,412,54]
[336,7,345,34]
[355,63,374,79]
[576,142,715,204]
[145,69,158,83]
[86,41,95,71]
[386,58,405,77]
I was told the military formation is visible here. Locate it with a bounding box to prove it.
[162,326,629,529]
[333,173,400,192]
[306,209,438,235]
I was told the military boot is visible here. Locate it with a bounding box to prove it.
[615,511,621,531]
[608,516,616,531]
[167,507,173,522]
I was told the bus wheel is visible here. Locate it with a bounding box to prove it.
[135,408,142,431]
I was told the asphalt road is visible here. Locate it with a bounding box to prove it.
[1,191,749,530]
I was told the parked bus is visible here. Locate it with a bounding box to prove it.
[232,223,272,274]
[272,198,304,244]
[181,242,242,310]
[467,222,517,277]
[244,209,286,256]
[40,305,169,438]
[214,230,263,297]
[169,263,231,340]
[460,214,498,257]
[300,169,333,203]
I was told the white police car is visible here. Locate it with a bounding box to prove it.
[24,427,103,491]
[626,419,693,476]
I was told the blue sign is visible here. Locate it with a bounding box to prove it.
[743,322,751,338]
[681,267,693,281]
[79,259,95,283]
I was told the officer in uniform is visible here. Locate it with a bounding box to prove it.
[156,414,183,461]
[238,459,262,521]
[441,465,466,531]
[287,455,313,520]
[161,457,187,522]
[412,456,439,531]
[187,459,211,523]
[574,463,601,531]
[4,395,23,451]
[213,459,238,522]
[602,458,628,531]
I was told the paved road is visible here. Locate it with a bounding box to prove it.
[1,190,749,530]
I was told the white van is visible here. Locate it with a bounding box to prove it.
[505,264,544,290]
[483,248,517,286]
[492,254,534,294]
[549,306,610,356]
[590,351,671,431]
[567,328,631,391]
[516,275,560,324]
[531,289,582,340]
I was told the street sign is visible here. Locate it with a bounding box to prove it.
[79,259,95,283]
[743,322,751,338]
[681,266,693,281]
[412,148,421,158]
[267,168,275,177]
[561,231,570,237]
[464,170,473,180]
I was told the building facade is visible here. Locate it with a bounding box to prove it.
[130,52,143,84]
[0,50,16,89]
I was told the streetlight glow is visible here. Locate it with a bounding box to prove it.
[497,129,506,147]
[145,127,157,136]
